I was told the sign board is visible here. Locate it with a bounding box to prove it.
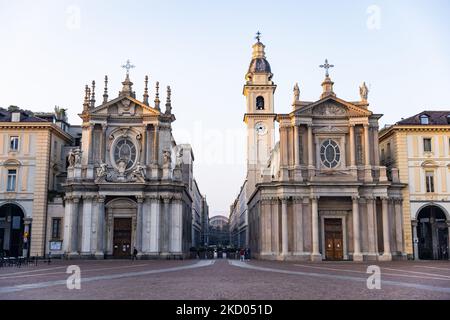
[49,241,63,251]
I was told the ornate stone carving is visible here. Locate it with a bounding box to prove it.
[130,162,146,182]
[313,103,347,116]
[96,163,108,179]
[163,150,171,166]
[67,149,76,168]
[359,82,369,102]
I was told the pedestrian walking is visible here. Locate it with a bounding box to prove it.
[239,248,245,261]
[132,247,138,261]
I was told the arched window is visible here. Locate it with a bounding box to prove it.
[256,96,265,110]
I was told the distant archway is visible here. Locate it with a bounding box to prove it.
[417,205,448,260]
[0,203,25,257]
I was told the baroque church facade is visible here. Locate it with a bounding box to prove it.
[62,70,206,259]
[236,37,407,261]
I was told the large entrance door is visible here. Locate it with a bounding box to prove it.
[0,204,24,257]
[417,206,448,260]
[324,218,344,261]
[113,218,132,258]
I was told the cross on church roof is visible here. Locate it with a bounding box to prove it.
[319,59,334,78]
[122,59,135,76]
[255,31,261,43]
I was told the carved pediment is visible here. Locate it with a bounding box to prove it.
[314,125,346,133]
[89,96,160,117]
[292,96,372,118]
[313,102,347,116]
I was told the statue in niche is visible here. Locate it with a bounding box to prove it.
[176,148,183,168]
[163,150,171,166]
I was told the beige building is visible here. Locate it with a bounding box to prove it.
[0,106,72,257]
[232,36,406,261]
[380,111,450,260]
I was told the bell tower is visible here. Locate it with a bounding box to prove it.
[243,32,276,194]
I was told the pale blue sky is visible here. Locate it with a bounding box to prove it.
[1,1,449,216]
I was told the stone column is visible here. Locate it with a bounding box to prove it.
[349,124,356,167]
[260,199,270,255]
[271,199,279,254]
[293,197,304,255]
[294,125,302,180]
[412,220,419,260]
[149,197,160,253]
[366,196,377,259]
[160,197,171,253]
[136,196,144,254]
[88,124,95,164]
[170,196,183,254]
[394,199,404,254]
[95,196,105,258]
[101,124,107,163]
[81,196,93,255]
[364,124,372,181]
[380,197,392,261]
[352,196,363,261]
[307,124,313,167]
[69,197,80,256]
[372,125,380,166]
[153,125,159,165]
[281,197,289,256]
[311,196,321,261]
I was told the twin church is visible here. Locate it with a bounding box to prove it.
[1,35,408,261]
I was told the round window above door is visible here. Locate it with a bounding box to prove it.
[320,139,341,168]
[113,137,138,171]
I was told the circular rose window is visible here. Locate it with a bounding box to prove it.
[113,138,137,170]
[320,139,340,168]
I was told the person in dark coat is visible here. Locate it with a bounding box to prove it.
[132,247,138,261]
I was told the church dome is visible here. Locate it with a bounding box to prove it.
[247,57,272,74]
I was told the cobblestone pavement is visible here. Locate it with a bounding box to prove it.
[0,258,449,300]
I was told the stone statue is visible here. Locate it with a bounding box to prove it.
[293,83,300,103]
[117,160,127,175]
[67,149,76,168]
[359,82,369,102]
[96,163,108,178]
[163,150,171,166]
[175,148,183,168]
[131,162,146,180]
[73,149,82,166]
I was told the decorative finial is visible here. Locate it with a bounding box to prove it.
[154,81,160,111]
[255,31,261,43]
[121,59,135,76]
[83,85,89,111]
[319,59,334,78]
[103,75,108,104]
[293,82,300,104]
[90,80,96,108]
[165,85,172,114]
[143,75,149,105]
[359,82,369,102]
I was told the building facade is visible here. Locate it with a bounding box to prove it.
[380,111,450,260]
[62,72,207,259]
[233,37,406,261]
[229,181,248,248]
[0,106,72,257]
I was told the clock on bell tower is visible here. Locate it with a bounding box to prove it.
[243,33,276,194]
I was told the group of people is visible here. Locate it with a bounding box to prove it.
[239,247,251,261]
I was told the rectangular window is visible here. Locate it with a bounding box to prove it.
[381,149,385,164]
[423,138,432,152]
[426,171,435,193]
[10,136,19,151]
[52,218,61,239]
[7,169,17,192]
